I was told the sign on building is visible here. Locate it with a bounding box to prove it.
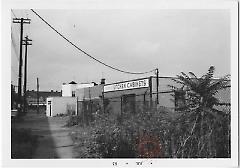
[104,78,149,92]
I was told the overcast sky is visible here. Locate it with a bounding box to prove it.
[11,9,230,91]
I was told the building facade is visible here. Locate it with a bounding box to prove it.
[46,81,95,117]
[26,90,61,106]
[46,97,77,117]
[75,76,231,120]
[62,81,95,97]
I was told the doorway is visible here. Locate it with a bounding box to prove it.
[122,94,136,114]
[48,101,52,116]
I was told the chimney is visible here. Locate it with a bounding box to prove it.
[100,78,105,85]
[92,82,97,86]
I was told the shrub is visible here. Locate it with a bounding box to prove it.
[168,66,231,158]
[65,115,83,127]
[86,106,174,158]
[71,100,230,158]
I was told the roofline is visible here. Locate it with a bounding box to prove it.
[104,75,230,87]
[46,96,76,99]
[151,76,231,81]
[150,76,177,79]
[26,90,61,93]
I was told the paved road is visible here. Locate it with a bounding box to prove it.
[13,112,77,158]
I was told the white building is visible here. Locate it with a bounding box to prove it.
[62,81,95,97]
[46,97,77,117]
[46,81,95,117]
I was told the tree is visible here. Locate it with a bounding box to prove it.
[169,66,231,158]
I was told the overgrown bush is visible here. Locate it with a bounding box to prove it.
[70,67,230,158]
[72,106,174,158]
[168,66,231,158]
[65,115,83,127]
[93,113,137,158]
[71,101,230,158]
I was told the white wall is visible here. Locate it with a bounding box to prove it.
[62,83,94,97]
[62,84,77,97]
[46,97,53,117]
[46,97,77,117]
[77,83,94,89]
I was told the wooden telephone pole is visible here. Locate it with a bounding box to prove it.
[13,17,30,114]
[37,78,39,114]
[23,36,32,113]
[156,68,159,104]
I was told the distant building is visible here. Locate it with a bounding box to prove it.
[46,97,77,117]
[46,81,95,117]
[61,81,95,97]
[11,84,18,109]
[26,90,61,106]
[45,77,230,118]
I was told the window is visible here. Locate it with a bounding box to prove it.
[72,91,75,97]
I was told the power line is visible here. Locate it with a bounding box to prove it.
[11,21,21,38]
[11,67,18,77]
[11,31,20,62]
[11,9,17,18]
[11,10,21,32]
[25,10,31,37]
[11,11,21,61]
[11,26,20,40]
[24,10,29,19]
[31,9,155,75]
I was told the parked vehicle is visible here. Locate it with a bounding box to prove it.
[11,109,18,118]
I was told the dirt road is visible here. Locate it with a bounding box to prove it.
[12,112,77,158]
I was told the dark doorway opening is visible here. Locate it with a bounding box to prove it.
[48,101,52,116]
[122,94,136,114]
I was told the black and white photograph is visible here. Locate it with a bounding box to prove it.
[1,0,238,167]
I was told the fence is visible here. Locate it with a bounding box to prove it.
[78,92,160,125]
[77,86,231,126]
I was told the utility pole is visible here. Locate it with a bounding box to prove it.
[156,68,159,104]
[37,78,39,114]
[23,36,32,114]
[13,17,30,114]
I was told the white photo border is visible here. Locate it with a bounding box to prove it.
[1,0,238,167]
